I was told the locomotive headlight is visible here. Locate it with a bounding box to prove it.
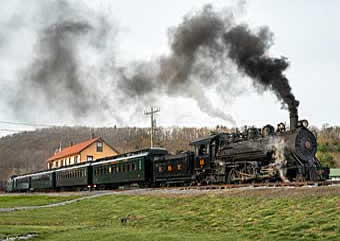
[305,141,312,150]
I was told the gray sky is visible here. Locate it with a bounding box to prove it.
[0,0,339,134]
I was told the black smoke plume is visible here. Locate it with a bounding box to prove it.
[117,4,299,124]
[117,5,237,124]
[223,25,299,116]
[3,2,298,126]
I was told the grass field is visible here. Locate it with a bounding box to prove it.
[0,195,81,208]
[0,188,339,241]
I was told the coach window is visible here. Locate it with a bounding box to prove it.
[138,160,142,170]
[177,164,182,171]
[168,165,173,172]
[97,141,103,152]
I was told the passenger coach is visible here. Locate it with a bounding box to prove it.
[6,147,168,192]
[92,148,168,188]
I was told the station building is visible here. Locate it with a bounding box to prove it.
[47,137,119,169]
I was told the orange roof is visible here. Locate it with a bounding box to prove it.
[48,137,100,162]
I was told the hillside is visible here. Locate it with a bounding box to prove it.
[0,125,339,187]
[1,187,340,240]
[315,125,340,168]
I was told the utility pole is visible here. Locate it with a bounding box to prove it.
[144,106,160,148]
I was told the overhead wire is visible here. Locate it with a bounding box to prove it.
[0,120,57,127]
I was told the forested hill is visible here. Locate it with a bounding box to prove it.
[0,126,215,186]
[0,125,339,187]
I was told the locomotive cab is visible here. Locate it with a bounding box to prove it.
[190,134,221,184]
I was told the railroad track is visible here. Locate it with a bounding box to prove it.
[177,180,340,191]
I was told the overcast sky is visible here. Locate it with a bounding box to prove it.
[0,0,339,134]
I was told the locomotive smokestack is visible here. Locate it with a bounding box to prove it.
[290,109,298,131]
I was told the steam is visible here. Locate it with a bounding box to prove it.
[8,1,117,123]
[2,2,298,126]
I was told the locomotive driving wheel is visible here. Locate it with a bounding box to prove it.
[227,168,241,184]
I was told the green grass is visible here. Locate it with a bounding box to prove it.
[0,195,81,208]
[0,193,339,240]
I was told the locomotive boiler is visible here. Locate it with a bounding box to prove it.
[189,113,327,184]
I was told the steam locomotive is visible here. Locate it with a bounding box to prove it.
[6,116,329,192]
[155,114,328,185]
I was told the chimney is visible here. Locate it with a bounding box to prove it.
[290,111,298,131]
[70,141,73,147]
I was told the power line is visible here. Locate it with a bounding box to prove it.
[0,128,31,132]
[0,120,56,127]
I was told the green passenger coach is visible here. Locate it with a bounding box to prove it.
[92,148,168,188]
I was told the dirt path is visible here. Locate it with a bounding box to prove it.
[1,185,340,213]
[0,191,113,213]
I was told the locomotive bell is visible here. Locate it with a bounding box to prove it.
[298,119,309,128]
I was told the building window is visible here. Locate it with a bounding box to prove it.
[97,141,103,152]
[74,156,78,164]
[87,155,94,162]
